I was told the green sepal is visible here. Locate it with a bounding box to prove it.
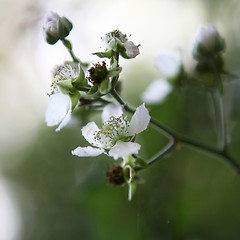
[99,78,111,94]
[87,85,100,98]
[119,45,131,59]
[57,79,76,94]
[61,17,73,32]
[108,67,122,78]
[44,31,59,45]
[58,18,72,39]
[72,66,88,90]
[93,50,114,59]
[69,91,80,112]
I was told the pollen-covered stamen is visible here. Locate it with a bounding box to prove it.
[92,115,131,149]
[48,64,78,96]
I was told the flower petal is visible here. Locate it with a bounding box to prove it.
[141,79,172,104]
[102,103,123,123]
[82,122,100,145]
[45,93,71,129]
[124,41,140,58]
[109,141,141,160]
[127,104,150,135]
[72,146,104,157]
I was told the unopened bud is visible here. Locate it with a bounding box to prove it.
[43,11,72,44]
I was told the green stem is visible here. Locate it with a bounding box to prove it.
[110,89,240,175]
[61,39,80,63]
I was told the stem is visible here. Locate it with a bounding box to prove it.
[110,89,240,175]
[61,39,80,63]
[211,91,226,151]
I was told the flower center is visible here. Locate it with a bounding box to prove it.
[48,64,78,95]
[87,62,108,85]
[93,115,131,149]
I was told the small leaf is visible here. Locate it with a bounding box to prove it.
[57,79,75,94]
[99,78,111,94]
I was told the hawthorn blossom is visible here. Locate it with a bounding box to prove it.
[72,103,150,160]
[45,64,80,131]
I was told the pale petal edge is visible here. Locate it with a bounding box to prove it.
[127,103,151,135]
[109,141,141,160]
[81,122,100,145]
[72,146,104,157]
[101,103,123,123]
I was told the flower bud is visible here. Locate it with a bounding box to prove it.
[192,24,225,60]
[43,11,72,45]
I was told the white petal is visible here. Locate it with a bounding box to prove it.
[102,103,123,123]
[72,146,104,157]
[124,41,140,58]
[109,141,141,160]
[155,51,181,78]
[141,79,172,104]
[45,93,71,128]
[127,104,150,135]
[82,122,100,145]
[56,107,71,131]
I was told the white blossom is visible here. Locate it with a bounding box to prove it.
[45,64,79,131]
[72,103,150,160]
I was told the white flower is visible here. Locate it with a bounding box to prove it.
[45,64,80,131]
[155,51,182,78]
[72,103,150,160]
[141,79,172,104]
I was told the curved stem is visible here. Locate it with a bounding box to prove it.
[61,39,80,63]
[110,88,240,175]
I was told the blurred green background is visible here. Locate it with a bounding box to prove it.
[1,0,240,239]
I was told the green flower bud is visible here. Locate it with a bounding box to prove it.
[192,24,225,60]
[43,11,72,45]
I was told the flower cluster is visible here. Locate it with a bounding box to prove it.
[43,12,236,200]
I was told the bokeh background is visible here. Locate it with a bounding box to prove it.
[1,0,240,239]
